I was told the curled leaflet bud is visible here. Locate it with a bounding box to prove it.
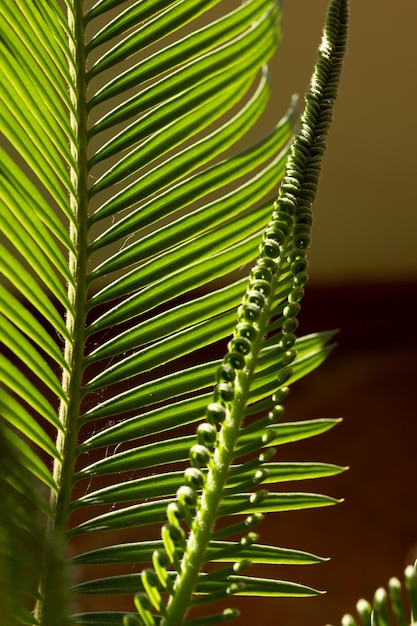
[288,287,304,303]
[190,444,211,468]
[206,403,227,424]
[227,582,246,596]
[141,569,164,613]
[244,513,264,528]
[282,317,299,334]
[277,366,293,385]
[282,349,297,366]
[296,210,313,226]
[233,559,252,573]
[267,405,285,423]
[235,322,257,342]
[133,593,155,626]
[257,257,278,274]
[283,302,301,318]
[238,302,261,323]
[261,430,276,445]
[272,387,290,403]
[177,485,197,508]
[228,336,251,356]
[241,531,259,547]
[250,264,272,282]
[253,468,269,485]
[294,271,308,287]
[197,423,217,447]
[166,502,183,526]
[224,351,245,370]
[249,489,269,505]
[152,550,170,590]
[290,257,308,274]
[275,218,292,234]
[216,363,236,383]
[287,250,304,263]
[184,467,204,489]
[215,382,234,402]
[276,196,295,215]
[264,226,286,245]
[249,279,271,297]
[260,238,281,259]
[161,523,185,563]
[245,290,265,309]
[278,333,296,350]
[259,448,276,463]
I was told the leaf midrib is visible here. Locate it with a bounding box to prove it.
[34,2,90,624]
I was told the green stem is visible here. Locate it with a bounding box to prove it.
[161,1,349,619]
[161,266,284,626]
[34,1,89,624]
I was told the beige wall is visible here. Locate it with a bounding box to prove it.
[272,0,417,283]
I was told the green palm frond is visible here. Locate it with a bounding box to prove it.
[0,0,348,625]
[329,563,417,626]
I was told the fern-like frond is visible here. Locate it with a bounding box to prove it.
[0,0,348,625]
[126,1,349,625]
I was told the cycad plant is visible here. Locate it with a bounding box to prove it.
[1,0,394,625]
[328,566,417,626]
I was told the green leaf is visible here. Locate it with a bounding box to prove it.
[72,571,322,598]
[70,492,340,536]
[0,245,70,340]
[76,417,340,479]
[0,354,63,431]
[0,0,348,624]
[87,0,185,45]
[71,539,325,567]
[88,2,279,135]
[88,0,270,80]
[0,285,69,370]
[74,461,345,507]
[0,206,71,310]
[88,105,295,255]
[89,65,272,218]
[89,72,265,196]
[0,389,61,460]
[72,613,147,626]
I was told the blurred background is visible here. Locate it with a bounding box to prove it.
[274,0,416,284]
[245,1,417,624]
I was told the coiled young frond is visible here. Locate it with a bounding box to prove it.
[131,2,349,625]
[329,563,417,626]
